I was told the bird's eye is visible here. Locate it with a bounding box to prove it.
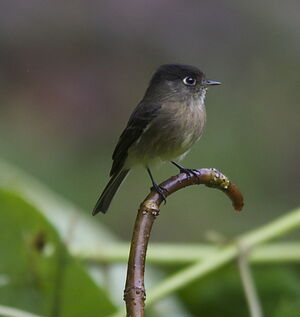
[183,76,196,86]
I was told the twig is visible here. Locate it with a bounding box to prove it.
[238,244,263,317]
[75,242,300,265]
[112,188,300,317]
[123,168,243,317]
[144,206,300,307]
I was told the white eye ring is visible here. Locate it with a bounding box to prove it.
[183,76,196,86]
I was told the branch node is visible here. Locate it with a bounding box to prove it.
[142,201,159,213]
[205,168,230,189]
[124,286,146,299]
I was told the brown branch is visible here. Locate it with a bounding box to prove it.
[124,168,244,317]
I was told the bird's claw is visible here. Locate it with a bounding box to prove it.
[179,167,199,178]
[151,184,168,204]
[171,161,199,178]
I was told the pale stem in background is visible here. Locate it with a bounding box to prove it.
[238,244,263,317]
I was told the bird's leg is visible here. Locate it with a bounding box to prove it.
[171,161,199,178]
[146,168,167,204]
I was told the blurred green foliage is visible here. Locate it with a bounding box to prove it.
[176,264,300,317]
[0,1,299,316]
[0,189,115,317]
[0,163,191,317]
[1,180,299,316]
[0,1,299,241]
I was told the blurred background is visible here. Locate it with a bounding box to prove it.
[0,1,299,241]
[1,1,300,317]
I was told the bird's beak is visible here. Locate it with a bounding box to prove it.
[203,80,221,87]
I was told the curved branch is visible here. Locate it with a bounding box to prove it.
[123,168,243,317]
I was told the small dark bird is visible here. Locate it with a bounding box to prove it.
[93,64,220,215]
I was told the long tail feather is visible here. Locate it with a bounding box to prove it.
[92,169,130,215]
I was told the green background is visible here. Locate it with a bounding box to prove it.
[0,1,299,316]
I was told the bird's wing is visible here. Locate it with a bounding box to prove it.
[110,102,161,176]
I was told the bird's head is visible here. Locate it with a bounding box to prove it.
[145,64,221,102]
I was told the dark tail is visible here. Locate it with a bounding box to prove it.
[92,169,130,215]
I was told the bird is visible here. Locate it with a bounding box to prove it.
[92,64,221,215]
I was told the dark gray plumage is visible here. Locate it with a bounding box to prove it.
[93,64,220,215]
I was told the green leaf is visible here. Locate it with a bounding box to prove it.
[0,159,193,317]
[0,189,116,317]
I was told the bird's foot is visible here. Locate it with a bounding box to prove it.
[179,167,199,178]
[171,161,199,178]
[151,183,168,204]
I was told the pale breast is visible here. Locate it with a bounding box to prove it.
[127,98,206,167]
